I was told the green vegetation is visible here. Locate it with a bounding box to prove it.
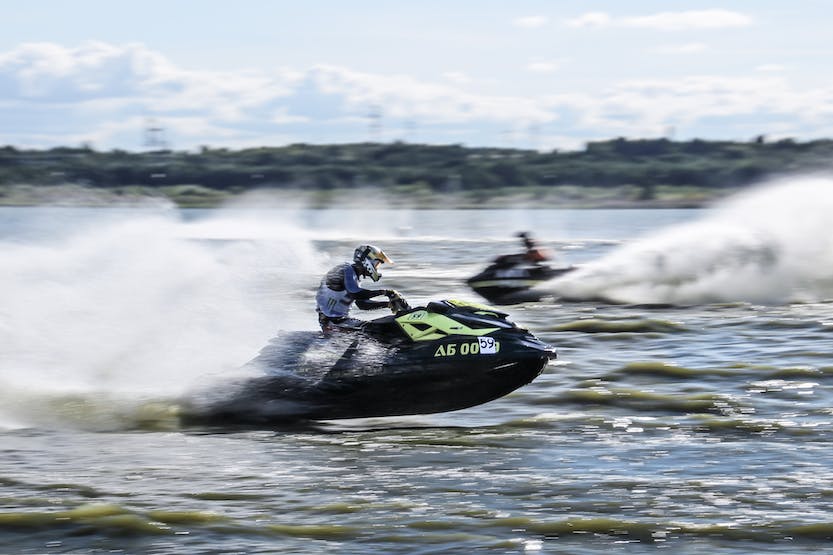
[2,137,832,207]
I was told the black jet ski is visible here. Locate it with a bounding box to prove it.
[467,255,576,305]
[181,298,555,425]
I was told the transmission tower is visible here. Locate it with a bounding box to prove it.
[144,118,169,150]
[368,105,383,142]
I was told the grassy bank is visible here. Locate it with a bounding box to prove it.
[0,182,734,209]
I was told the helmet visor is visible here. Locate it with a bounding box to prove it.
[375,251,393,265]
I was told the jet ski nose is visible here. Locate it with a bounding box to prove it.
[516,335,557,359]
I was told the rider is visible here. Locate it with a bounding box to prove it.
[493,232,552,268]
[518,231,551,263]
[315,244,402,332]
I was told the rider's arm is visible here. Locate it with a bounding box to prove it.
[343,265,390,308]
[355,298,390,310]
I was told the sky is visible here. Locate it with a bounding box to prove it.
[2,0,833,152]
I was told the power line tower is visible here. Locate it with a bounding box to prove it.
[368,104,383,142]
[403,119,417,143]
[528,122,542,151]
[143,118,169,181]
[144,118,168,151]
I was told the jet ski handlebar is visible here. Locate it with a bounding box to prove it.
[385,289,412,314]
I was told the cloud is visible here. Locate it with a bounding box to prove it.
[567,10,752,31]
[2,40,833,152]
[543,74,830,139]
[526,60,563,73]
[441,71,471,85]
[299,64,553,125]
[513,15,549,29]
[659,43,708,54]
[756,64,786,73]
[566,12,611,28]
[0,41,181,101]
[624,10,752,30]
[0,41,554,149]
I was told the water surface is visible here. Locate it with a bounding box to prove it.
[2,180,833,553]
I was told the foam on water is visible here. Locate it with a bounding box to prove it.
[550,175,833,305]
[0,209,322,429]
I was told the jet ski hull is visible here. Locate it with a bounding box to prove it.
[181,300,555,425]
[467,265,575,305]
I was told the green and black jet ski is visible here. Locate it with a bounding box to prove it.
[181,298,555,425]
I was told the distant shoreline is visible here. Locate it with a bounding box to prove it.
[3,139,828,210]
[0,183,731,209]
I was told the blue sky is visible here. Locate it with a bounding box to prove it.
[2,1,833,151]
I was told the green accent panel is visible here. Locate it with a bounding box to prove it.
[396,310,498,342]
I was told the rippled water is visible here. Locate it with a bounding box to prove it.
[2,178,833,553]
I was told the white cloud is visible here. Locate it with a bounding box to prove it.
[442,71,471,85]
[513,15,549,28]
[623,10,752,30]
[534,72,833,146]
[567,10,752,31]
[271,107,309,125]
[566,12,611,28]
[2,40,833,151]
[545,74,828,137]
[756,64,786,73]
[659,43,708,54]
[0,42,557,149]
[526,60,563,73]
[0,41,180,100]
[298,64,554,124]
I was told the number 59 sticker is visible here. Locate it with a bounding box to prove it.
[478,337,498,354]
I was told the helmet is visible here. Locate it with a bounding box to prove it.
[517,231,535,250]
[353,244,392,282]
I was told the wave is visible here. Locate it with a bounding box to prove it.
[2,501,832,547]
[547,387,738,414]
[546,318,687,334]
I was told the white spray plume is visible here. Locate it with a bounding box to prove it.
[551,175,833,305]
[0,209,322,428]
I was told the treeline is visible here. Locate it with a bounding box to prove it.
[2,137,833,197]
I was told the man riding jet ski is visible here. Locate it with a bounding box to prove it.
[178,243,556,425]
[316,244,409,332]
[492,231,551,267]
[467,232,575,305]
[181,295,555,425]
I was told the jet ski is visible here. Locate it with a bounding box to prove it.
[181,297,555,425]
[467,255,576,305]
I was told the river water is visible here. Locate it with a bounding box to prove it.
[1,177,833,553]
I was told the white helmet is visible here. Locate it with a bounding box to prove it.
[353,244,392,282]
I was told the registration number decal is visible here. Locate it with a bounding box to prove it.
[434,338,500,357]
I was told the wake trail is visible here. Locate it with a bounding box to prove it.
[549,175,833,305]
